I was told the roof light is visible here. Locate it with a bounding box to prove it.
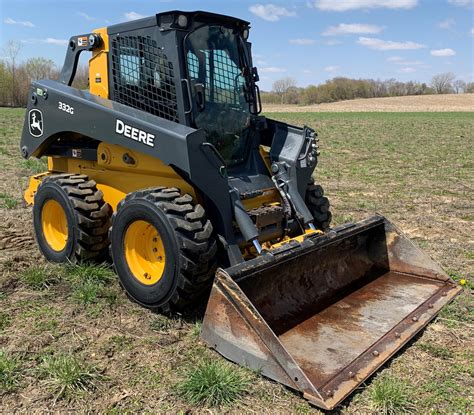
[242,28,249,40]
[177,15,188,28]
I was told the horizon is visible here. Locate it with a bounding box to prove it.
[1,0,473,91]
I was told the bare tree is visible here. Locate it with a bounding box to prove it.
[453,79,467,94]
[431,72,455,94]
[272,77,297,104]
[25,57,57,81]
[3,40,22,106]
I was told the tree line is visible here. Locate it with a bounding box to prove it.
[263,73,473,105]
[0,41,88,107]
[0,40,472,107]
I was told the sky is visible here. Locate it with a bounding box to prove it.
[1,0,473,91]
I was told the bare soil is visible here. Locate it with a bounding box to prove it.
[264,93,474,112]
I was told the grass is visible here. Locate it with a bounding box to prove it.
[20,264,61,290]
[0,350,22,393]
[38,354,102,399]
[0,192,17,209]
[63,263,117,306]
[369,374,415,414]
[0,312,11,331]
[20,157,47,174]
[0,107,472,412]
[176,360,252,407]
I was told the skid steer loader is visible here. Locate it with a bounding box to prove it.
[20,11,461,409]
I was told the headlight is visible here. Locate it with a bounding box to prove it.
[177,14,188,28]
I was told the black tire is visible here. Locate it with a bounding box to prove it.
[109,187,217,312]
[305,179,332,231]
[33,173,111,262]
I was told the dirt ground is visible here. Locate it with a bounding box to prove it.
[264,93,474,113]
[0,108,473,413]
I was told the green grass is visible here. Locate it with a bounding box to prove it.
[63,263,117,306]
[417,343,454,359]
[0,312,11,331]
[149,315,174,332]
[369,374,415,415]
[0,192,17,209]
[20,265,61,290]
[20,157,47,174]
[177,360,252,407]
[38,354,102,399]
[0,350,22,393]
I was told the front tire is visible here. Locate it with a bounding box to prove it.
[109,187,217,312]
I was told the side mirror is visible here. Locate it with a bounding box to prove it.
[194,83,205,111]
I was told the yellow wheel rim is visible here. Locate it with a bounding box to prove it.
[41,199,68,252]
[124,220,166,285]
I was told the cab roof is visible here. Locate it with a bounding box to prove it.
[108,10,250,35]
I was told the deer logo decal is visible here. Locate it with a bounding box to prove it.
[28,109,44,137]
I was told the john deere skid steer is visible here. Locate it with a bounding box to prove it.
[20,11,461,409]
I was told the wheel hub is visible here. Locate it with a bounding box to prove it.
[41,199,68,251]
[124,220,166,285]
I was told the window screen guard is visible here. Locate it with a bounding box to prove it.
[111,35,179,122]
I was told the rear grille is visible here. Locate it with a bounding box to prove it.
[110,35,178,122]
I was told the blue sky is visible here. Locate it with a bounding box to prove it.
[1,0,473,90]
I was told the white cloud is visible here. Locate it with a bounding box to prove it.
[45,38,68,46]
[303,69,313,74]
[357,37,426,50]
[448,0,474,7]
[323,39,343,46]
[430,48,456,56]
[471,28,474,35]
[399,67,416,73]
[324,65,340,72]
[438,18,455,29]
[4,17,35,27]
[256,59,267,65]
[259,67,287,73]
[22,38,68,46]
[311,0,418,12]
[387,56,423,65]
[78,12,96,21]
[124,12,146,21]
[289,38,316,45]
[323,23,384,36]
[249,4,296,22]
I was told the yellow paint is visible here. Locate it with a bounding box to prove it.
[124,220,166,285]
[89,27,109,98]
[41,199,68,251]
[24,172,50,205]
[47,143,196,210]
[240,189,280,210]
[259,145,272,173]
[271,228,322,249]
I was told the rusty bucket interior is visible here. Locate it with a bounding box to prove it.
[201,215,461,410]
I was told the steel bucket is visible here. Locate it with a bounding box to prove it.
[201,215,461,410]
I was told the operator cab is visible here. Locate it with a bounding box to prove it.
[108,11,262,170]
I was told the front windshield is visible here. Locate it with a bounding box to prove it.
[185,25,251,166]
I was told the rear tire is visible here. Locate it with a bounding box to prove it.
[109,187,217,312]
[33,173,111,262]
[305,179,332,231]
